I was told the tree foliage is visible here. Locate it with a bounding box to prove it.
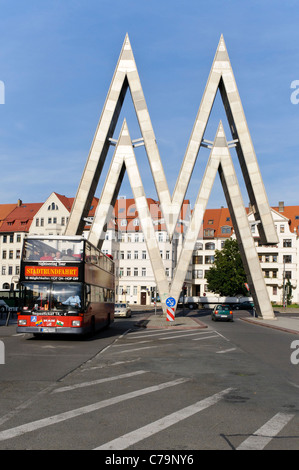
[205,238,248,297]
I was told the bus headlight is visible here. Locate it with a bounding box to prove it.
[72,320,81,327]
[18,319,27,326]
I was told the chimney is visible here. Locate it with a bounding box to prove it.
[278,201,284,213]
[17,199,22,207]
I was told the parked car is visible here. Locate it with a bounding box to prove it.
[211,304,233,321]
[233,301,254,311]
[114,303,132,318]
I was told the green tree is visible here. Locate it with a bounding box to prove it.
[205,238,248,297]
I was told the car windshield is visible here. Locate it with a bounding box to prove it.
[21,282,83,313]
[116,304,126,308]
[217,305,230,311]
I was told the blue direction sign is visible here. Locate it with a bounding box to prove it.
[166,297,176,308]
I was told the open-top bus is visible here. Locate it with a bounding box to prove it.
[17,235,114,335]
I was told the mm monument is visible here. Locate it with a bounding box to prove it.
[66,34,278,320]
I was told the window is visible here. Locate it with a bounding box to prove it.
[193,255,203,264]
[2,235,7,243]
[283,239,292,248]
[17,234,21,243]
[134,250,138,259]
[205,255,214,264]
[280,225,285,233]
[273,286,277,295]
[133,218,139,226]
[120,251,124,260]
[205,242,215,250]
[166,250,170,260]
[61,217,65,226]
[9,234,13,243]
[142,251,147,259]
[126,268,131,277]
[134,268,138,276]
[204,229,214,237]
[285,271,292,279]
[127,251,131,259]
[158,233,163,242]
[142,268,146,277]
[2,251,6,259]
[121,219,127,226]
[283,255,292,264]
[193,269,203,279]
[48,202,58,210]
[9,250,13,259]
[1,266,5,275]
[221,226,231,234]
[133,286,137,295]
[208,219,214,224]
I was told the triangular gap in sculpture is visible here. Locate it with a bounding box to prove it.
[89,119,275,319]
[65,33,278,248]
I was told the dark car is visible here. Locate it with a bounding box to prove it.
[211,304,233,321]
[233,301,254,311]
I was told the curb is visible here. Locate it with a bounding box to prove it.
[241,317,299,335]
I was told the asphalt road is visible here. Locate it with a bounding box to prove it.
[0,310,298,451]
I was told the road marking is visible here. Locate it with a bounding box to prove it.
[113,346,158,354]
[237,412,295,450]
[82,358,141,371]
[0,378,188,442]
[94,387,233,450]
[216,348,237,354]
[159,331,216,340]
[192,335,219,341]
[113,340,152,347]
[52,370,148,393]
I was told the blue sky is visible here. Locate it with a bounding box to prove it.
[0,0,299,210]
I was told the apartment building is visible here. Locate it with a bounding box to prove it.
[102,196,192,305]
[192,202,299,304]
[0,200,43,290]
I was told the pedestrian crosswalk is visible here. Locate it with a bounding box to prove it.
[0,364,295,450]
[0,326,297,450]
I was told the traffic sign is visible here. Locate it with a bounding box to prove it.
[166,297,176,308]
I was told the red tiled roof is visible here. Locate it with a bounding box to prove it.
[0,203,43,233]
[272,205,299,236]
[0,204,18,229]
[108,197,190,233]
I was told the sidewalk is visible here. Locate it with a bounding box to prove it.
[241,315,299,335]
[135,313,208,330]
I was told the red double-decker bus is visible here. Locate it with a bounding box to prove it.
[17,235,114,336]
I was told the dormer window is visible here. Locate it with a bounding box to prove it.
[48,203,58,210]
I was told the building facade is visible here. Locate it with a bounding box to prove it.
[0,194,298,306]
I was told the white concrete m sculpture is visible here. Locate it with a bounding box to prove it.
[66,34,278,319]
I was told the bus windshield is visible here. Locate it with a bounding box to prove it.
[23,238,84,262]
[22,282,83,314]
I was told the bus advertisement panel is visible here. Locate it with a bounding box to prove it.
[17,236,114,336]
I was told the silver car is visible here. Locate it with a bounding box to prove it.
[114,303,132,318]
